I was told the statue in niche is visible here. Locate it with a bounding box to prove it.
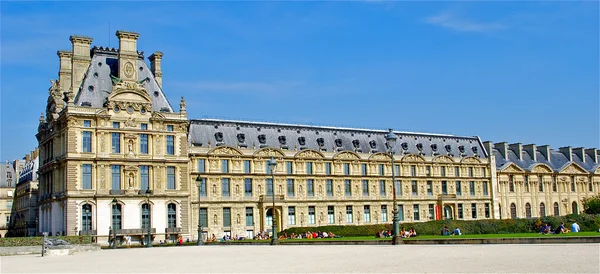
[214,214,218,225]
[236,214,241,224]
[278,185,283,195]
[212,184,217,195]
[235,185,240,195]
[337,185,341,194]
[318,185,323,195]
[258,185,263,194]
[128,140,134,154]
[319,212,324,222]
[299,185,303,194]
[128,173,134,188]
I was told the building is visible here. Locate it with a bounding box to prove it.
[9,149,40,236]
[0,161,16,237]
[34,31,599,244]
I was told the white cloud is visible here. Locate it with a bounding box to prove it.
[425,12,505,33]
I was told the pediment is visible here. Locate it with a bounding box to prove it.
[208,146,243,156]
[368,152,391,161]
[294,149,324,159]
[501,163,525,173]
[531,164,552,173]
[461,156,481,164]
[559,163,587,174]
[432,155,455,163]
[401,154,425,163]
[254,147,286,158]
[333,151,361,160]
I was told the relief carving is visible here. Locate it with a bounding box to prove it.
[296,150,323,159]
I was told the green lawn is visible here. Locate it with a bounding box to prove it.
[403,231,600,240]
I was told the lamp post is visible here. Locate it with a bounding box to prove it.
[196,175,204,245]
[146,194,152,248]
[111,198,118,249]
[385,128,401,245]
[267,157,279,245]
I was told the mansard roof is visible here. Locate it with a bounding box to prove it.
[491,145,600,173]
[73,47,173,112]
[189,119,488,158]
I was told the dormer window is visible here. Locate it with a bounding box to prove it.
[458,145,465,153]
[335,139,343,148]
[258,134,267,144]
[431,144,437,152]
[352,140,360,149]
[445,144,452,152]
[237,133,246,143]
[298,137,306,146]
[278,136,287,145]
[472,147,478,154]
[317,138,325,147]
[369,140,377,149]
[416,143,423,152]
[401,142,409,151]
[215,132,224,142]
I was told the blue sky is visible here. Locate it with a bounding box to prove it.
[1,1,598,162]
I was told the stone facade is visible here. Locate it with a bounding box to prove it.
[9,149,39,237]
[0,162,16,237]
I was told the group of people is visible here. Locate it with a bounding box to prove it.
[540,222,580,234]
[441,226,462,236]
[375,228,418,238]
[284,231,337,239]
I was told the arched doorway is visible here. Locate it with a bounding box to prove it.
[443,205,453,220]
[265,208,281,234]
[572,202,578,214]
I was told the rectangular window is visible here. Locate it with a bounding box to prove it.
[429,204,435,220]
[286,161,293,174]
[381,205,388,222]
[458,204,463,219]
[539,177,544,192]
[6,201,12,210]
[425,166,431,176]
[82,131,92,152]
[166,125,174,131]
[571,178,576,192]
[364,205,371,223]
[344,163,351,175]
[456,181,462,196]
[244,160,251,173]
[140,134,148,154]
[288,207,296,225]
[325,162,332,175]
[344,180,352,196]
[306,162,313,175]
[326,180,333,196]
[287,179,295,197]
[361,164,367,175]
[413,204,420,221]
[483,182,489,196]
[471,203,477,219]
[83,120,91,127]
[82,164,92,189]
[244,178,253,197]
[199,178,207,197]
[362,180,369,196]
[222,178,230,197]
[327,206,335,224]
[307,179,314,196]
[468,167,474,177]
[394,165,400,176]
[140,166,149,191]
[442,181,448,195]
[589,182,594,192]
[427,181,432,196]
[379,180,386,196]
[398,205,404,221]
[199,208,208,227]
[111,165,121,190]
[113,122,120,129]
[141,123,148,130]
[481,167,486,177]
[395,180,401,196]
[308,206,316,224]
[112,133,121,153]
[455,167,460,177]
[379,164,385,176]
[411,180,418,196]
[411,165,416,176]
[346,206,353,223]
[223,208,231,227]
[469,181,475,196]
[198,159,205,173]
[267,178,273,195]
[485,203,490,218]
[221,160,229,173]
[166,166,175,190]
[441,166,446,177]
[166,135,174,155]
[246,208,254,226]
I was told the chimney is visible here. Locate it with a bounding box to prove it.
[494,142,509,160]
[25,154,31,162]
[148,51,163,87]
[537,145,551,162]
[573,147,585,163]
[585,148,598,163]
[57,50,73,94]
[523,144,537,162]
[69,35,93,93]
[509,143,523,161]
[559,146,573,162]
[116,30,140,82]
[482,141,494,157]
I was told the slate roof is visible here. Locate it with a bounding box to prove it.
[492,146,600,173]
[73,47,173,112]
[189,119,488,158]
[0,162,15,188]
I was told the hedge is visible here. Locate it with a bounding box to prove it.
[282,214,600,237]
[0,236,93,247]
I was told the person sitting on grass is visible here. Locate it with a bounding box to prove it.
[571,222,580,233]
[453,227,461,236]
[409,228,417,237]
[540,223,552,234]
[555,223,569,234]
[442,226,450,236]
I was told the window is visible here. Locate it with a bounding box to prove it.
[442,181,448,195]
[308,206,316,224]
[198,159,205,173]
[222,178,230,197]
[168,204,177,228]
[346,206,353,223]
[82,131,92,152]
[166,135,174,155]
[140,134,148,154]
[524,177,530,192]
[413,204,420,221]
[82,164,92,189]
[509,176,514,192]
[344,163,351,175]
[456,181,462,196]
[288,207,296,225]
[481,167,486,177]
[589,182,593,192]
[325,162,332,175]
[553,202,559,216]
[364,205,371,223]
[141,203,151,229]
[198,178,207,197]
[379,164,385,176]
[82,204,92,231]
[306,162,313,174]
[471,203,477,219]
[571,180,576,192]
[395,180,401,196]
[111,203,122,230]
[286,161,293,174]
[307,179,314,196]
[111,165,121,190]
[426,166,431,176]
[411,165,417,176]
[246,207,254,226]
[428,204,434,220]
[379,180,386,196]
[468,167,473,177]
[427,181,432,196]
[458,204,464,219]
[223,208,231,227]
[539,178,544,192]
[328,206,335,224]
[362,180,369,196]
[83,120,91,127]
[469,181,475,196]
[411,180,418,196]
[112,133,121,153]
[113,122,120,129]
[361,164,367,175]
[266,178,273,195]
[394,165,400,176]
[485,203,490,218]
[326,180,333,196]
[199,208,208,228]
[6,201,12,210]
[287,179,295,197]
[483,182,489,196]
[344,180,352,196]
[455,167,460,177]
[381,205,388,222]
[166,125,174,131]
[510,203,517,219]
[221,160,229,173]
[244,178,253,197]
[140,166,149,191]
[440,166,446,177]
[540,202,546,217]
[525,203,532,218]
[244,160,251,173]
[166,166,175,190]
[141,123,148,130]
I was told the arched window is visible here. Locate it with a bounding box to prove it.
[167,203,177,228]
[572,202,578,215]
[141,203,151,229]
[525,203,531,218]
[82,204,92,232]
[510,203,517,219]
[540,202,546,217]
[553,202,559,216]
[112,203,122,230]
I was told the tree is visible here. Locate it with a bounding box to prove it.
[582,195,600,214]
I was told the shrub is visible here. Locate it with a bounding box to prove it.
[583,195,600,215]
[0,236,93,247]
